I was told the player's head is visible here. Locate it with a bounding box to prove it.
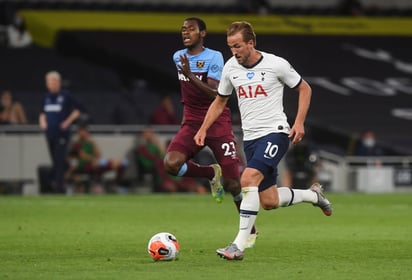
[77,122,90,139]
[227,21,256,46]
[1,90,12,107]
[226,21,257,67]
[181,17,207,50]
[361,130,376,148]
[45,70,62,94]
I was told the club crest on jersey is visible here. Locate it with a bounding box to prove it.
[196,61,205,68]
[246,72,254,80]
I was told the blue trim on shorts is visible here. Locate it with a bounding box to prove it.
[243,133,290,192]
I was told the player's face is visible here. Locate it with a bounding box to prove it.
[181,20,202,49]
[77,128,88,139]
[227,32,254,67]
[1,91,12,107]
[46,76,61,94]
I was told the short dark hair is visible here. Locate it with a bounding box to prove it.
[184,17,207,32]
[227,21,256,46]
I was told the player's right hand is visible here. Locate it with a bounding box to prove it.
[193,129,206,146]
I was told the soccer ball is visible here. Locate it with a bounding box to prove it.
[147,232,180,261]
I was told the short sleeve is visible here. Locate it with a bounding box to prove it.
[172,50,181,70]
[207,51,224,81]
[277,57,301,89]
[217,62,233,97]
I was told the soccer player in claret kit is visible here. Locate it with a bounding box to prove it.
[194,21,332,260]
[163,17,257,247]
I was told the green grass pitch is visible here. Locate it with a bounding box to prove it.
[1,192,411,279]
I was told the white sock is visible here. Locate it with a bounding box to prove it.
[233,186,259,251]
[278,187,318,207]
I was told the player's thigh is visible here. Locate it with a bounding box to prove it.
[244,133,289,191]
[206,135,240,179]
[167,124,203,159]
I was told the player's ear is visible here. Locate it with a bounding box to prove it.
[200,30,206,38]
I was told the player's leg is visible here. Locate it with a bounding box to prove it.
[217,136,268,260]
[54,134,69,193]
[216,167,262,260]
[110,158,129,187]
[95,159,109,182]
[256,135,332,215]
[217,133,290,260]
[208,136,257,244]
[258,180,318,209]
[164,124,217,194]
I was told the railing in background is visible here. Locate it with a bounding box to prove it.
[318,150,412,193]
[0,125,410,194]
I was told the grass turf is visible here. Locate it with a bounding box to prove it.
[0,193,411,280]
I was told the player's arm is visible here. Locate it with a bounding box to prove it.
[92,139,102,161]
[39,112,47,130]
[178,54,218,99]
[289,79,312,144]
[61,109,80,130]
[194,95,228,146]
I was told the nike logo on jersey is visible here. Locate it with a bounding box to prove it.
[233,76,239,79]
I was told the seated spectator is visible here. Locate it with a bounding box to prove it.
[136,127,206,193]
[354,130,384,156]
[237,0,270,14]
[0,89,27,124]
[6,12,32,48]
[66,123,129,193]
[149,95,179,125]
[338,0,365,16]
[282,139,318,189]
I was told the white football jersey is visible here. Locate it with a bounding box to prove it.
[218,51,302,141]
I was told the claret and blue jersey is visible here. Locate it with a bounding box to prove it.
[173,47,231,124]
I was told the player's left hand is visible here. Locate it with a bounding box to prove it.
[178,55,191,76]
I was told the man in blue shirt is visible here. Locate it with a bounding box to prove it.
[39,71,81,193]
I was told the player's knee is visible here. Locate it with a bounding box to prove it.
[163,154,182,176]
[163,157,175,174]
[223,178,241,195]
[260,197,279,210]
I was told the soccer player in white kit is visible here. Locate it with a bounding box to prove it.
[194,21,332,260]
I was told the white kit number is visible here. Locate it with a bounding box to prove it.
[264,142,279,159]
[222,141,237,157]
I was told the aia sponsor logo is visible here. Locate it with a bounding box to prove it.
[237,85,268,98]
